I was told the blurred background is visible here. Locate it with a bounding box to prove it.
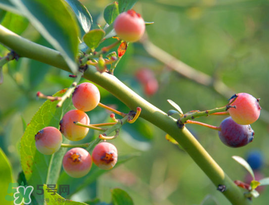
[1,0,269,204]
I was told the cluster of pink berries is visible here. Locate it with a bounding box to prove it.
[218,93,261,147]
[35,82,118,178]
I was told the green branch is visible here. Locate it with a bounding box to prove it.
[0,25,252,205]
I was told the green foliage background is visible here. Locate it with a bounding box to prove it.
[1,0,269,204]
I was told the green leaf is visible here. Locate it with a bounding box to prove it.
[165,134,178,145]
[65,0,93,38]
[0,148,13,205]
[20,89,74,203]
[145,21,154,25]
[0,9,6,23]
[0,0,21,14]
[43,184,88,205]
[57,153,139,197]
[167,109,180,117]
[111,188,134,205]
[232,156,255,180]
[259,177,269,186]
[167,99,183,114]
[11,0,80,74]
[104,2,119,25]
[83,29,105,50]
[118,0,137,13]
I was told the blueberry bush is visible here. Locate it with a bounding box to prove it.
[1,0,269,205]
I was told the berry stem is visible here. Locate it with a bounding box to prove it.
[61,143,90,148]
[186,120,221,131]
[74,121,107,131]
[91,122,118,127]
[98,102,126,117]
[57,71,83,107]
[36,91,62,101]
[101,40,121,53]
[99,129,120,140]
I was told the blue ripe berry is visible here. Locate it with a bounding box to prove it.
[218,117,254,147]
[246,150,264,170]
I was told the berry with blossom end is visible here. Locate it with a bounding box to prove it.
[35,126,62,155]
[114,10,145,42]
[218,117,254,147]
[63,148,92,178]
[60,110,90,141]
[72,82,100,112]
[228,93,261,125]
[92,142,118,170]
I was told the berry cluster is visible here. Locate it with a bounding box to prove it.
[218,93,261,147]
[35,82,118,178]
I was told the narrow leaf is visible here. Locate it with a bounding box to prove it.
[167,109,180,117]
[111,188,134,205]
[83,29,105,49]
[0,148,13,205]
[43,184,88,205]
[20,89,74,203]
[118,0,137,13]
[11,0,80,74]
[232,156,255,180]
[167,99,183,114]
[145,21,154,25]
[65,0,93,37]
[259,177,269,186]
[104,1,119,25]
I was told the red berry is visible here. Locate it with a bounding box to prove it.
[144,78,159,96]
[135,68,155,84]
[114,10,145,42]
[35,126,62,155]
[218,117,254,147]
[228,93,261,125]
[92,142,118,170]
[63,148,92,178]
[72,82,100,112]
[60,110,90,141]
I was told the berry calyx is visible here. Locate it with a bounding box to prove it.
[35,126,62,155]
[228,93,261,125]
[62,147,92,178]
[92,142,118,170]
[114,10,145,42]
[72,82,100,112]
[218,117,254,147]
[60,109,90,141]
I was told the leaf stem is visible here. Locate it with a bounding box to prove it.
[61,143,90,148]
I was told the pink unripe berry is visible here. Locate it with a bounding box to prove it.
[228,93,261,125]
[72,82,100,112]
[35,126,62,155]
[60,110,90,141]
[92,142,118,170]
[114,10,145,42]
[63,148,92,178]
[144,78,159,96]
[218,117,254,147]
